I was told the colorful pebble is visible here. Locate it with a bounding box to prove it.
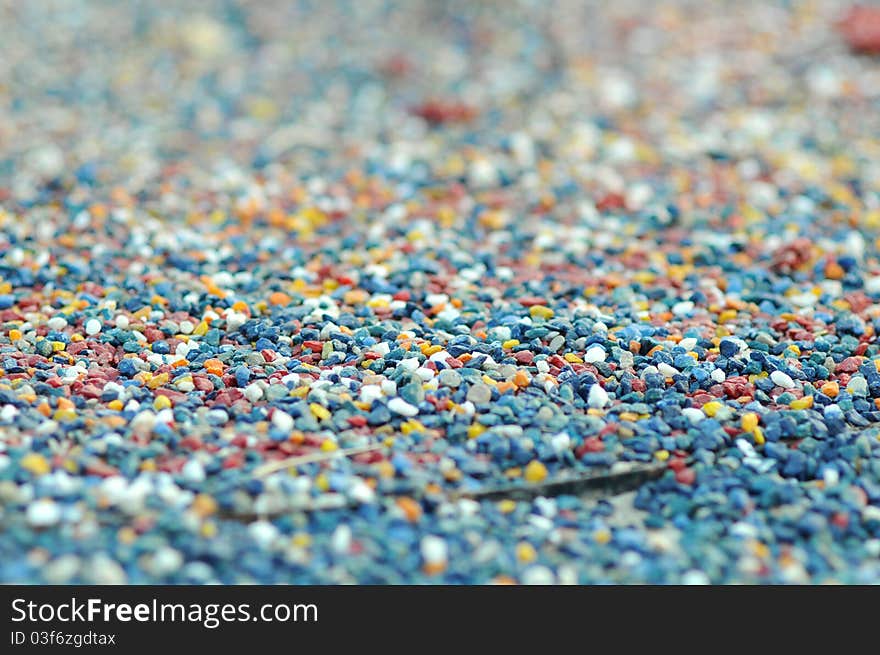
[1,1,879,586]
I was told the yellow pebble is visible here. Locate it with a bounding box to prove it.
[107,399,123,411]
[789,396,813,410]
[594,528,612,545]
[741,412,759,432]
[401,419,425,435]
[291,533,312,548]
[191,494,218,517]
[753,426,765,445]
[153,395,172,410]
[200,522,218,538]
[146,373,169,389]
[21,453,50,476]
[529,305,554,320]
[290,386,309,398]
[467,423,486,439]
[193,321,209,336]
[655,449,670,461]
[53,408,76,422]
[310,403,330,420]
[376,460,395,479]
[498,499,517,514]
[8,329,22,341]
[702,401,722,417]
[118,527,137,545]
[516,542,538,563]
[502,339,520,349]
[524,460,548,483]
[315,473,330,492]
[320,439,338,452]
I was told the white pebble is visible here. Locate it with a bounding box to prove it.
[679,338,697,351]
[331,525,352,554]
[151,547,183,576]
[388,397,419,417]
[584,345,606,363]
[0,404,18,422]
[181,459,205,483]
[420,535,448,564]
[84,319,102,336]
[272,410,294,432]
[27,499,61,527]
[47,316,67,330]
[682,570,711,585]
[847,376,868,397]
[770,370,795,389]
[587,384,610,408]
[248,520,279,549]
[348,480,375,504]
[672,300,694,316]
[359,385,383,404]
[550,432,571,453]
[522,565,555,585]
[682,407,705,424]
[244,383,263,402]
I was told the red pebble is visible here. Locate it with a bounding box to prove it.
[596,192,626,211]
[839,5,880,54]
[192,376,214,392]
[771,238,813,274]
[836,357,861,373]
[576,437,605,458]
[410,99,477,125]
[668,457,688,472]
[675,467,696,485]
[179,436,203,450]
[222,453,244,469]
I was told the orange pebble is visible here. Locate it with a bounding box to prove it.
[821,381,839,398]
[204,358,224,375]
[396,497,423,523]
[423,562,447,576]
[268,291,291,306]
[57,397,75,411]
[513,370,531,388]
[825,261,845,280]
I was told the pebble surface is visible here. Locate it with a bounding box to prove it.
[2,0,880,584]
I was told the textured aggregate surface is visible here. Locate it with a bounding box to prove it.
[3,0,880,583]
